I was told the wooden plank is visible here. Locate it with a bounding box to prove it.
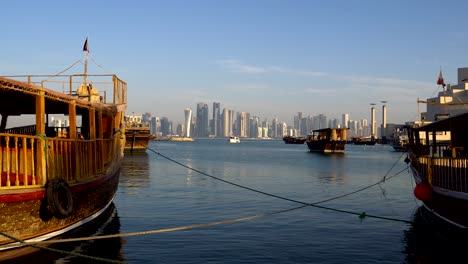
[35,90,46,185]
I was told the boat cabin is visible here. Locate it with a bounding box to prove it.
[0,75,127,188]
[307,128,348,142]
[408,112,468,158]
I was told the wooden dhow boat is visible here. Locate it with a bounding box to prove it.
[407,112,468,228]
[0,44,127,259]
[124,114,152,153]
[283,136,306,144]
[306,128,348,153]
[350,136,377,146]
[407,66,468,228]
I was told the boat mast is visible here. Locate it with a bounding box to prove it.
[83,36,89,86]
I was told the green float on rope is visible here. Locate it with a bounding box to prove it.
[359,212,366,220]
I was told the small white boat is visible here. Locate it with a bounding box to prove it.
[229,136,240,143]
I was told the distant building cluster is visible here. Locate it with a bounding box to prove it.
[140,101,401,140]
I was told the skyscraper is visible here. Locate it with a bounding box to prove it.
[342,113,349,128]
[239,112,248,137]
[250,116,259,138]
[294,112,302,135]
[160,117,170,136]
[212,102,221,137]
[300,117,307,136]
[222,108,230,137]
[313,114,327,129]
[196,103,209,137]
[271,118,278,138]
[229,110,235,136]
[184,108,192,137]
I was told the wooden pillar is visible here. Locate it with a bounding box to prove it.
[330,129,337,140]
[97,111,103,172]
[35,90,46,185]
[68,101,77,139]
[69,76,73,96]
[432,128,437,157]
[342,129,348,141]
[89,108,96,140]
[97,111,103,139]
[113,75,117,104]
[68,101,77,179]
[425,130,430,155]
[89,108,96,175]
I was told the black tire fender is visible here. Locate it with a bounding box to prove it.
[46,179,73,219]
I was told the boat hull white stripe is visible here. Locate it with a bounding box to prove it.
[0,195,115,251]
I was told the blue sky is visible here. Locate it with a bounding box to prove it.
[2,1,468,126]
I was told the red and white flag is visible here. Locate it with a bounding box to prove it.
[437,68,446,88]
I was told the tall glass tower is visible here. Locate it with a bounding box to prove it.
[184,108,192,138]
[196,103,209,137]
[212,102,221,137]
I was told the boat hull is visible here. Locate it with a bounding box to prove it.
[410,165,468,228]
[306,140,346,153]
[352,141,376,146]
[0,167,120,260]
[283,136,306,144]
[124,130,152,152]
[392,145,408,152]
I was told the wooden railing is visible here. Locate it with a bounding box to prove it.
[0,133,116,189]
[415,156,468,193]
[0,74,127,105]
[3,125,36,135]
[0,134,40,188]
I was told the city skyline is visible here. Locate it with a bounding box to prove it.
[2,1,467,126]
[138,99,392,132]
[138,100,395,139]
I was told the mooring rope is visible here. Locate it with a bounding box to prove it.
[4,149,412,250]
[0,141,413,262]
[0,230,124,264]
[145,142,413,223]
[312,151,407,204]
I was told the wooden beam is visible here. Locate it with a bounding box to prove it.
[68,100,77,179]
[35,91,46,185]
[88,108,96,175]
[68,100,77,139]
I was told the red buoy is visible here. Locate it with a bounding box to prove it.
[414,182,432,201]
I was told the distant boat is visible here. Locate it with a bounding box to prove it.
[124,115,152,153]
[0,44,126,259]
[392,132,408,152]
[283,136,306,144]
[229,136,240,143]
[306,128,348,153]
[350,136,376,145]
[407,112,468,228]
[170,137,195,142]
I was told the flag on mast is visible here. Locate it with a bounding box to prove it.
[83,37,89,52]
[437,67,446,88]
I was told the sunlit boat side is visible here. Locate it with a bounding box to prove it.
[0,50,127,259]
[306,128,348,153]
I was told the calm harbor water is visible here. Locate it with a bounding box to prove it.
[14,139,468,263]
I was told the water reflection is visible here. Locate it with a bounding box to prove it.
[307,151,347,184]
[120,152,150,192]
[403,206,468,263]
[5,203,124,264]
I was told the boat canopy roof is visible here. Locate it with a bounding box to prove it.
[411,112,468,132]
[312,127,349,132]
[0,76,125,116]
